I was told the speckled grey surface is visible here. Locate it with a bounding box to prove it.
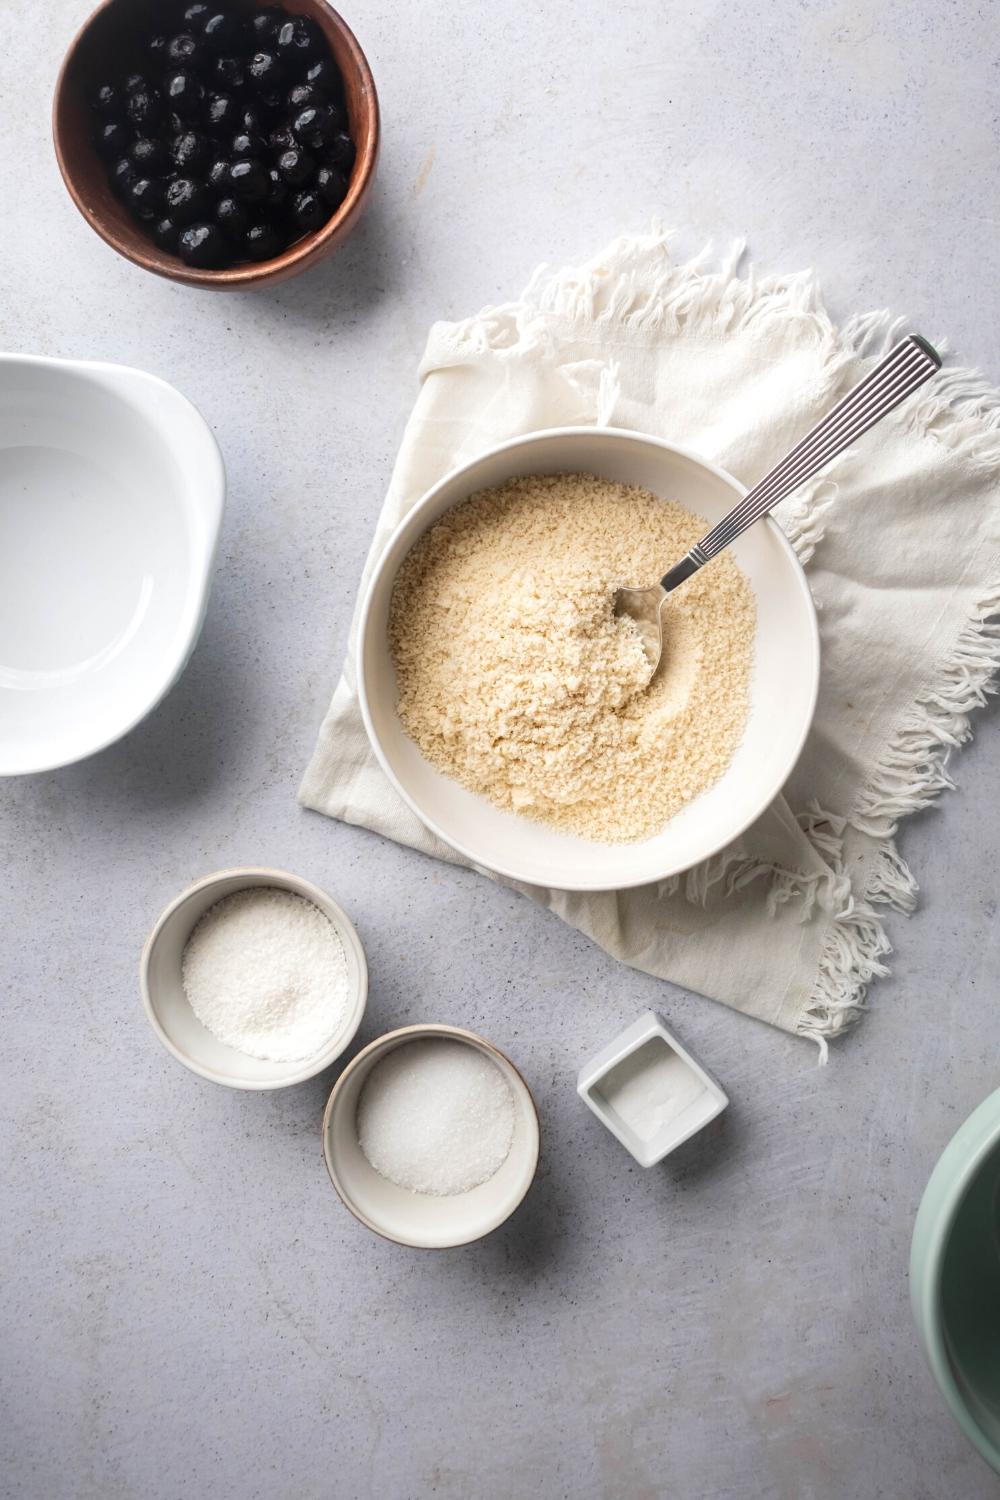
[3,2,1000,1497]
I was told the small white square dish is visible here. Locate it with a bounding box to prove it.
[577,1010,728,1167]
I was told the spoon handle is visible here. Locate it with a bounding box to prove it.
[661,334,942,592]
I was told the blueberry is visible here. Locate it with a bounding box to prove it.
[172,129,212,171]
[129,135,169,174]
[205,92,238,131]
[124,72,148,94]
[92,83,123,118]
[249,7,284,45]
[276,17,323,64]
[248,50,285,103]
[182,3,211,29]
[164,70,204,119]
[276,145,314,186]
[291,104,338,149]
[179,221,228,267]
[290,187,328,233]
[203,11,243,53]
[128,175,165,220]
[287,82,325,113]
[127,86,162,130]
[238,104,265,135]
[264,166,289,212]
[165,175,210,225]
[314,163,347,209]
[304,58,342,95]
[215,194,249,237]
[153,216,181,252]
[324,130,355,173]
[166,33,203,70]
[243,220,285,260]
[207,156,231,189]
[213,54,246,93]
[231,130,267,159]
[148,35,169,65]
[268,123,296,155]
[95,119,131,159]
[228,157,269,202]
[110,156,137,196]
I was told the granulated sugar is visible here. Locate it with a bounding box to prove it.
[181,888,350,1062]
[388,473,756,843]
[356,1039,516,1196]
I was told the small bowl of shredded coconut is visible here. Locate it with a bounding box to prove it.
[141,867,368,1089]
[322,1025,540,1248]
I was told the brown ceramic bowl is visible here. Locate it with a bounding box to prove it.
[53,0,379,289]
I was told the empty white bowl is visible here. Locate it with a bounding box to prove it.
[140,867,368,1090]
[323,1025,540,1248]
[0,354,224,774]
[357,427,819,892]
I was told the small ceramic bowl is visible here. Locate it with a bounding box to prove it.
[53,0,379,289]
[911,1087,1000,1474]
[357,426,820,892]
[141,867,368,1089]
[577,1010,728,1167]
[323,1024,540,1248]
[0,353,223,775]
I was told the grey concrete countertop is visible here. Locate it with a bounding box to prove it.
[3,3,1000,1497]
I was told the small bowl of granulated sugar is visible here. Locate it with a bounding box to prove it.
[141,867,367,1089]
[322,1024,540,1247]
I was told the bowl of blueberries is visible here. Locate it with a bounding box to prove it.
[53,0,378,286]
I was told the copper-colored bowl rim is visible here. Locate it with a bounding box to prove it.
[52,0,380,289]
[322,1024,542,1249]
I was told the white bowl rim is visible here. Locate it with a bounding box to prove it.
[322,1022,541,1248]
[357,425,821,892]
[0,352,225,777]
[140,865,369,1090]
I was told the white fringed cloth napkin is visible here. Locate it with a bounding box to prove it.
[301,233,1000,1055]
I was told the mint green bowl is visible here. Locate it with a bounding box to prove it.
[911,1087,1000,1473]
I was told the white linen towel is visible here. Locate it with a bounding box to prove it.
[300,232,1000,1054]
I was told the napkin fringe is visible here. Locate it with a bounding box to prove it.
[843,308,1000,465]
[779,479,839,566]
[521,231,839,348]
[765,813,894,1061]
[799,890,892,1063]
[795,577,1000,1054]
[852,588,1000,843]
[661,807,892,1060]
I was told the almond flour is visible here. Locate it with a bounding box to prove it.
[388,473,756,844]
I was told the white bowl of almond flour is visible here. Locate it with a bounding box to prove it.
[141,868,368,1089]
[358,427,819,892]
[322,1024,540,1248]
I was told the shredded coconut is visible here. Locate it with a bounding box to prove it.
[356,1039,516,1196]
[181,888,350,1062]
[388,473,756,843]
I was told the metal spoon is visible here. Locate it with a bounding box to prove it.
[615,334,942,670]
